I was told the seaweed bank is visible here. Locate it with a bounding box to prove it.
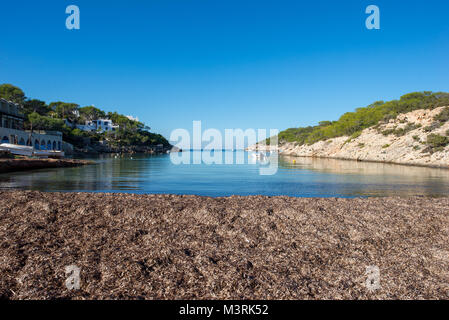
[0,158,93,173]
[0,191,448,299]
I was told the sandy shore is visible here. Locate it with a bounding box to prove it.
[0,158,93,173]
[0,191,448,300]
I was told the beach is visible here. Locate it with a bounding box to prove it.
[0,191,448,300]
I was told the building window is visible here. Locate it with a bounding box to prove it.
[1,136,9,144]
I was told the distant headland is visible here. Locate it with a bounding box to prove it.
[249,91,449,169]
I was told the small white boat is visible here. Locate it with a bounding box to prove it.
[0,143,34,157]
[33,150,65,158]
[0,143,65,158]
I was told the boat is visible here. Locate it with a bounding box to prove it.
[0,143,65,158]
[0,143,34,157]
[33,150,65,158]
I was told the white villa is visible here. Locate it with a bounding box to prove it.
[0,98,63,155]
[66,119,119,133]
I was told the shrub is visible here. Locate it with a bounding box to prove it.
[381,128,396,136]
[382,144,390,149]
[434,107,449,123]
[351,131,362,139]
[395,123,421,136]
[424,122,441,132]
[277,91,449,146]
[426,134,449,152]
[382,123,420,137]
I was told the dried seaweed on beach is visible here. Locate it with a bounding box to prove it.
[0,191,448,300]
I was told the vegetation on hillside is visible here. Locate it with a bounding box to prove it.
[0,84,170,149]
[276,92,449,145]
[425,133,449,153]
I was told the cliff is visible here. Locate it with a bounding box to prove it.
[250,106,449,168]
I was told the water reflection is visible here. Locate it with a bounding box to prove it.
[0,152,449,197]
[281,156,449,178]
[279,156,449,197]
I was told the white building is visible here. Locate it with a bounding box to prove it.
[0,98,63,151]
[66,119,119,133]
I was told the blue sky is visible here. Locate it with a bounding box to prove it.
[1,0,448,145]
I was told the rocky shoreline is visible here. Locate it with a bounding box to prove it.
[0,158,93,174]
[249,106,449,169]
[72,144,178,156]
[0,191,448,300]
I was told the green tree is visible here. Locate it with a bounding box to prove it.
[0,84,26,104]
[23,99,50,116]
[28,112,65,131]
[276,91,449,146]
[50,102,80,122]
[2,83,171,149]
[28,112,44,130]
[79,106,106,121]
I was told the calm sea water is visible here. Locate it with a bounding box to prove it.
[1,151,449,197]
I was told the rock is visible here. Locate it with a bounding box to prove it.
[252,106,449,169]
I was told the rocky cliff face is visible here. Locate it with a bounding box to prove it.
[251,106,449,168]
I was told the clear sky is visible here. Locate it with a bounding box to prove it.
[1,0,448,145]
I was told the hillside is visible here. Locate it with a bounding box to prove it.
[250,92,449,168]
[0,83,171,153]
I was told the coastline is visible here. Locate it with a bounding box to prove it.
[1,191,448,300]
[72,144,178,156]
[249,106,449,170]
[283,154,449,170]
[0,158,93,174]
